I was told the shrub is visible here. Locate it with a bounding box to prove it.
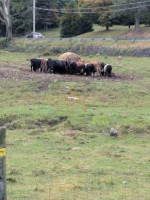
[60,4,93,38]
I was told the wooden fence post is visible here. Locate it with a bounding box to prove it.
[0,127,6,200]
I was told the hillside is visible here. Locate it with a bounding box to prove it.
[40,25,150,39]
[76,24,150,39]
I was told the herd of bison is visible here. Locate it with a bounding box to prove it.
[30,58,112,77]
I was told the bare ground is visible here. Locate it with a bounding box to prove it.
[0,64,141,92]
[120,30,150,39]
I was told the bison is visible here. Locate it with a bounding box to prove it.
[88,61,102,76]
[67,61,77,75]
[30,58,42,72]
[99,62,105,76]
[84,63,96,76]
[103,64,112,77]
[76,61,85,75]
[47,59,68,74]
[40,59,48,73]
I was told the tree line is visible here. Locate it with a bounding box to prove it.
[0,0,150,40]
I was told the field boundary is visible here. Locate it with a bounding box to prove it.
[24,37,150,42]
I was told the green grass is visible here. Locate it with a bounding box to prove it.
[40,27,61,38]
[38,24,150,39]
[0,51,150,199]
[76,24,150,38]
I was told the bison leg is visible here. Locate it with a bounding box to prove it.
[31,64,33,72]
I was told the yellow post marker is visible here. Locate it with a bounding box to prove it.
[0,148,6,157]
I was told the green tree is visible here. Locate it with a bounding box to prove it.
[0,20,6,36]
[36,0,59,30]
[80,0,115,31]
[112,0,150,31]
[114,11,134,29]
[98,12,114,31]
[141,8,150,27]
[60,4,80,37]
[78,15,93,34]
[60,3,93,37]
[55,0,77,9]
[11,0,32,35]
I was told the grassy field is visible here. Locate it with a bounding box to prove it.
[76,24,150,38]
[39,24,150,38]
[40,27,61,38]
[0,51,150,199]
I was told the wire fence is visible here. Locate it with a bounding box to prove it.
[25,37,150,42]
[7,168,150,200]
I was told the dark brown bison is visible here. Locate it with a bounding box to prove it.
[47,59,68,74]
[30,58,42,72]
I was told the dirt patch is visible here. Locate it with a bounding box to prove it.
[119,31,150,39]
[64,130,80,137]
[0,64,141,93]
[39,116,68,127]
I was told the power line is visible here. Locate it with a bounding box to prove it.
[73,0,150,11]
[37,0,150,11]
[36,4,150,14]
[11,0,150,18]
[42,0,150,10]
[12,9,32,17]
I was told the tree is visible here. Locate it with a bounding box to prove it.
[60,3,93,37]
[78,15,93,34]
[141,8,150,27]
[80,0,115,31]
[60,3,80,37]
[112,0,150,31]
[114,10,134,29]
[36,0,59,30]
[0,0,12,40]
[11,0,32,35]
[55,0,77,9]
[98,12,114,31]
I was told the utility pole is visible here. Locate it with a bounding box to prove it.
[0,127,6,200]
[33,0,36,38]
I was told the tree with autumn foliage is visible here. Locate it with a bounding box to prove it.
[79,0,115,31]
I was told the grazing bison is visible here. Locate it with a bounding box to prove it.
[47,59,68,74]
[84,63,96,76]
[99,62,106,76]
[30,58,42,72]
[40,59,47,73]
[88,61,101,76]
[103,64,112,77]
[76,61,85,75]
[67,61,77,75]
[47,58,54,73]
